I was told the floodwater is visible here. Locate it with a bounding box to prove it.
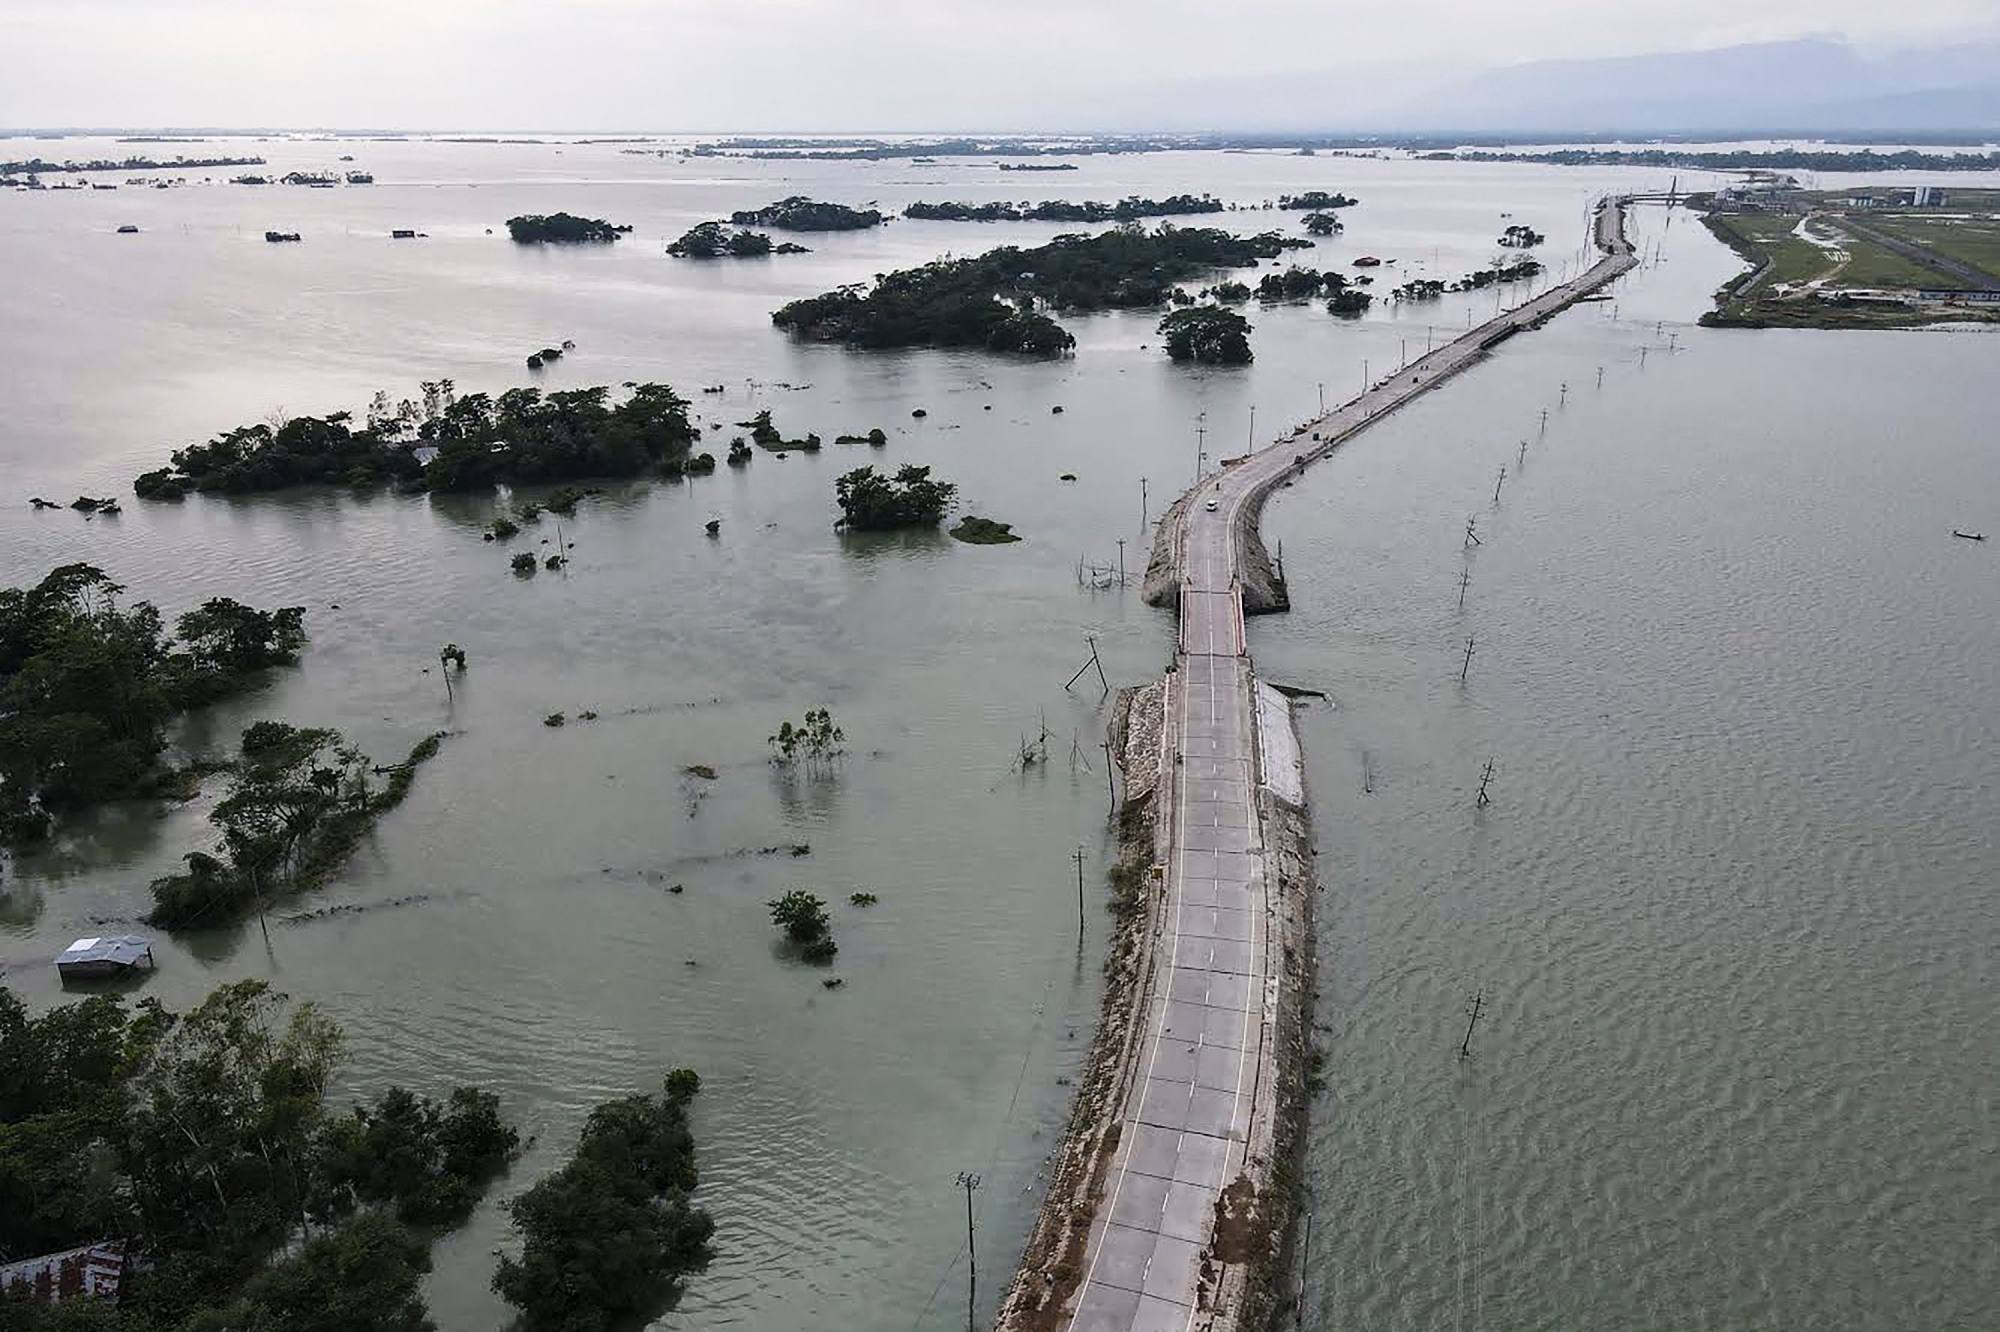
[2,137,1994,1330]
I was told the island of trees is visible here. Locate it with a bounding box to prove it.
[1390,257,1542,301]
[1278,190,1358,209]
[1498,224,1545,247]
[134,379,700,498]
[1,564,307,846]
[1300,210,1343,235]
[0,154,266,175]
[505,213,632,243]
[727,197,885,230]
[1158,307,1253,364]
[834,465,957,530]
[666,222,811,257]
[903,194,1221,223]
[772,224,1312,356]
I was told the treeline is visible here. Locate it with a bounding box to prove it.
[1389,257,1543,301]
[0,565,305,845]
[1277,190,1357,209]
[903,194,1221,223]
[0,980,516,1332]
[1429,147,2000,172]
[134,380,698,498]
[0,978,715,1332]
[771,224,1312,356]
[727,197,884,230]
[1250,265,1373,312]
[0,154,266,175]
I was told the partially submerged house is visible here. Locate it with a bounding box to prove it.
[54,935,155,981]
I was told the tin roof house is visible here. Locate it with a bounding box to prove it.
[54,936,155,982]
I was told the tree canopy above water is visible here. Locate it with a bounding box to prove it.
[773,224,1311,357]
[504,213,631,243]
[727,196,884,231]
[0,564,306,845]
[904,194,1222,223]
[134,380,698,498]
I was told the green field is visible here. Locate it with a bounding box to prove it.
[1703,213,1835,290]
[1865,216,2000,283]
[1700,204,2000,328]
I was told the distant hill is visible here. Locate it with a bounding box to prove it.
[1404,38,2000,134]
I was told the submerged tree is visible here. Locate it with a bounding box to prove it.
[492,1073,713,1331]
[833,465,955,531]
[769,708,844,767]
[1158,306,1253,365]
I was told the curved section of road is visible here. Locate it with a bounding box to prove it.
[1055,198,1637,1332]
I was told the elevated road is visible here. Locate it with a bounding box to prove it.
[1012,198,1638,1332]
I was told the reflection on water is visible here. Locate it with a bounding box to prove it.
[3,139,1995,1330]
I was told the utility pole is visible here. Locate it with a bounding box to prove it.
[1475,758,1496,807]
[1596,365,1605,389]
[1459,990,1486,1059]
[1492,466,1506,503]
[1193,413,1207,484]
[1116,539,1127,586]
[1460,636,1476,683]
[1558,382,1568,407]
[1517,438,1527,465]
[1457,568,1471,610]
[1248,404,1256,452]
[1316,382,1325,415]
[1073,846,1087,943]
[1361,358,1369,395]
[1140,476,1148,530]
[1538,408,1548,437]
[1463,515,1481,548]
[1102,738,1116,808]
[955,1172,981,1332]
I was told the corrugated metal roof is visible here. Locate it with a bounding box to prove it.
[55,936,153,967]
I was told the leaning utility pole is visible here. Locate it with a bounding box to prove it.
[955,1172,982,1332]
[1460,637,1476,683]
[1457,568,1471,610]
[1475,758,1496,807]
[1492,466,1507,503]
[1459,990,1486,1059]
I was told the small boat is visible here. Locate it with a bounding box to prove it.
[116,224,139,234]
[1953,530,1985,541]
[56,935,156,982]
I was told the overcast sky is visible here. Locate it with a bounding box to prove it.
[5,0,1998,131]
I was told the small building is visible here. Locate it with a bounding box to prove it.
[54,935,155,981]
[1919,288,2000,304]
[1,1241,127,1304]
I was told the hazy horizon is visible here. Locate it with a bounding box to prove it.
[6,1,2000,133]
